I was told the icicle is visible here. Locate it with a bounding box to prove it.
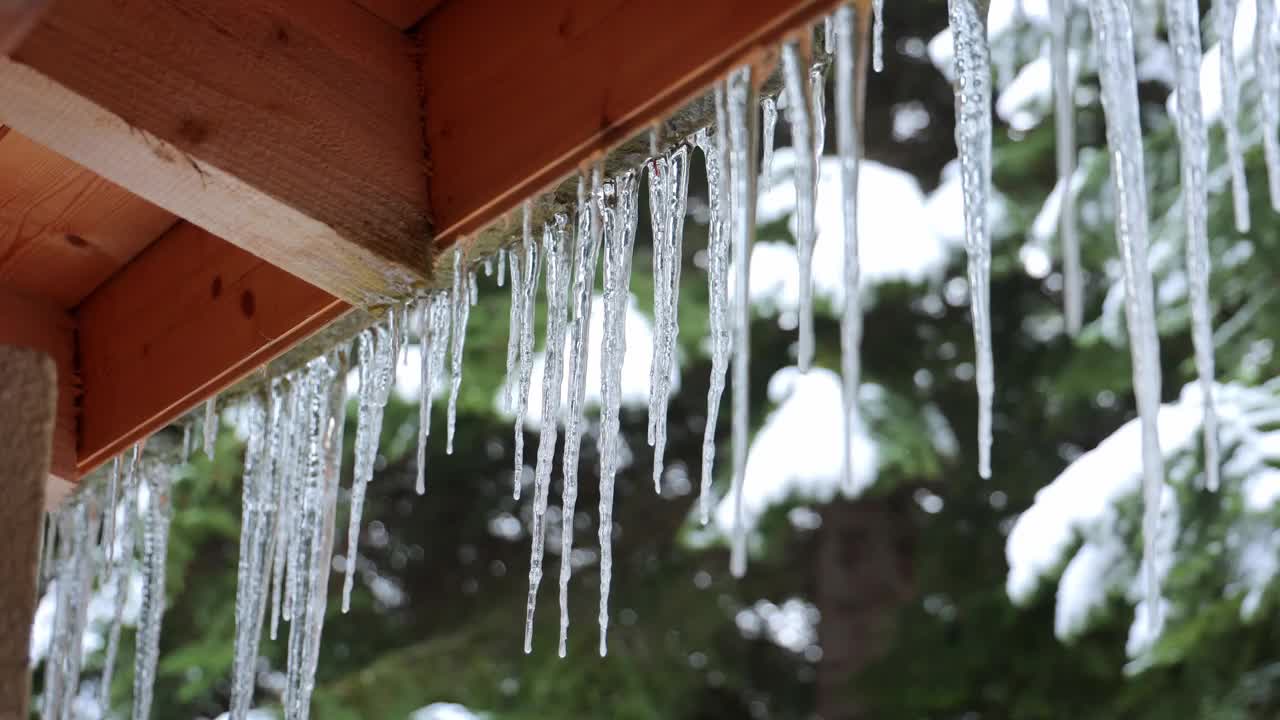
[1256,0,1280,211]
[648,144,691,491]
[417,293,451,495]
[1050,0,1082,335]
[1217,0,1251,232]
[447,248,472,454]
[203,395,218,459]
[727,65,760,579]
[342,324,394,613]
[834,5,865,495]
[1090,0,1166,635]
[133,461,173,720]
[525,215,571,653]
[181,422,192,462]
[283,356,342,720]
[558,167,605,658]
[103,455,121,565]
[948,0,995,479]
[513,202,543,501]
[1165,0,1221,491]
[873,0,886,72]
[484,256,494,277]
[810,63,827,162]
[597,170,639,656]
[230,391,271,719]
[469,270,479,307]
[782,43,818,373]
[646,153,670,481]
[699,90,733,526]
[498,247,508,287]
[761,97,778,188]
[45,497,99,720]
[101,445,141,711]
[824,17,836,54]
[504,247,525,413]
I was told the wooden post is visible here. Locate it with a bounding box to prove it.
[0,345,57,717]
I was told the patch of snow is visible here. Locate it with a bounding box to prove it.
[751,152,953,315]
[408,703,486,720]
[714,367,878,537]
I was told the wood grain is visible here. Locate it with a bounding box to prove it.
[419,0,841,245]
[0,130,177,309]
[0,0,433,306]
[76,222,348,475]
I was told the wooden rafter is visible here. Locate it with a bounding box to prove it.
[0,0,433,306]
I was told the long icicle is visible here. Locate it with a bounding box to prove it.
[203,395,218,459]
[133,461,173,720]
[872,0,886,72]
[700,89,734,525]
[505,241,526,413]
[597,170,639,656]
[513,202,543,500]
[447,248,472,454]
[100,444,142,712]
[649,144,691,491]
[525,214,572,653]
[1256,0,1280,210]
[1050,0,1083,335]
[782,43,818,373]
[230,391,271,720]
[1166,0,1221,491]
[1090,0,1167,635]
[342,323,394,613]
[1217,0,1251,232]
[727,65,760,579]
[835,3,865,495]
[417,292,451,495]
[761,97,778,188]
[948,0,995,480]
[559,167,605,658]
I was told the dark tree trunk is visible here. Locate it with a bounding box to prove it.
[816,492,915,720]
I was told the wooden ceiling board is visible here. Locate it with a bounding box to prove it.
[0,130,177,309]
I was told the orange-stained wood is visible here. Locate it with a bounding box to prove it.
[354,0,444,28]
[0,129,177,309]
[0,288,76,494]
[76,222,348,475]
[419,0,841,245]
[0,0,45,55]
[0,0,432,306]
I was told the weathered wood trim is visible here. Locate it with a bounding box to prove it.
[0,288,76,490]
[0,0,433,305]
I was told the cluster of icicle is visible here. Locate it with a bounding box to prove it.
[37,444,171,720]
[1045,0,1280,633]
[231,353,349,720]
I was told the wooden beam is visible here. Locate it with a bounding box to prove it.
[76,222,348,475]
[0,288,76,500]
[0,0,45,55]
[419,0,840,244]
[0,0,432,306]
[0,129,178,309]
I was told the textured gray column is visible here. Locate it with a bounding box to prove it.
[0,345,56,719]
